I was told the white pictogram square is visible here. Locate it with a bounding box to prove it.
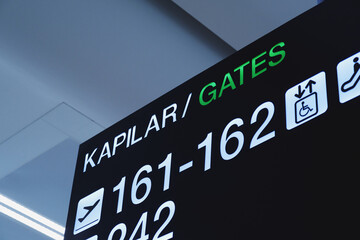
[74,188,104,235]
[337,51,360,103]
[285,71,328,130]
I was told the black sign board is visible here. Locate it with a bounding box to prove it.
[65,1,360,239]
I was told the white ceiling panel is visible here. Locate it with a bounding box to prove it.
[172,0,317,50]
[0,103,103,179]
[0,139,79,235]
[0,55,61,144]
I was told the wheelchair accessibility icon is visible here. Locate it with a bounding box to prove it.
[285,71,328,130]
[299,102,312,116]
[295,92,318,124]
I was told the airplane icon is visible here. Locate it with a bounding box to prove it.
[74,188,104,235]
[78,199,101,223]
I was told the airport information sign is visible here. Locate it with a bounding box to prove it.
[65,1,359,239]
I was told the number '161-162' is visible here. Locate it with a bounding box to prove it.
[112,101,276,215]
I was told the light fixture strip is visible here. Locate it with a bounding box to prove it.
[0,194,65,234]
[0,204,63,240]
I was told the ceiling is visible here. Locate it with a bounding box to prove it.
[0,0,318,239]
[172,0,317,50]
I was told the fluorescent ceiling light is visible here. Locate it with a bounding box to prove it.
[0,205,63,240]
[0,194,64,240]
